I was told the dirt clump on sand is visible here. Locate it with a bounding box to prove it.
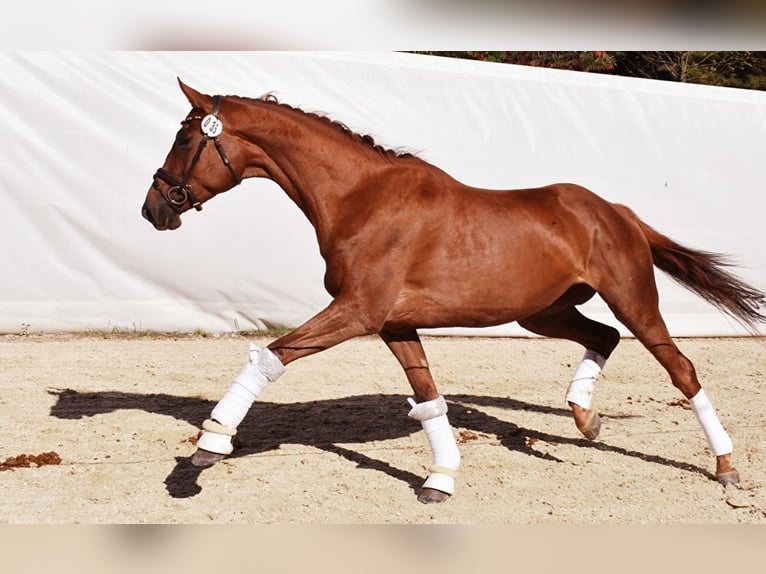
[1,451,62,471]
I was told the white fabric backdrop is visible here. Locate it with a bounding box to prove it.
[1,51,764,336]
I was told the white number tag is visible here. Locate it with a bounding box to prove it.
[201,114,223,138]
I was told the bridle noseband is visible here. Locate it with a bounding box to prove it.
[152,95,241,212]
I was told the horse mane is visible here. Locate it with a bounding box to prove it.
[240,93,417,160]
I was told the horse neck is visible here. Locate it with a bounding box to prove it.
[233,98,392,238]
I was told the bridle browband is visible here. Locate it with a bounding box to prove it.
[152,95,241,212]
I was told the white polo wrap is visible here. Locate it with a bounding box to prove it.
[408,396,461,495]
[689,388,733,456]
[565,349,606,409]
[197,343,285,455]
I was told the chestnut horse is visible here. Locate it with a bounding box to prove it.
[142,80,764,503]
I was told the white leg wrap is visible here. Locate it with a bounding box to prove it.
[197,344,285,455]
[210,361,267,429]
[689,388,733,456]
[565,350,606,409]
[408,396,461,495]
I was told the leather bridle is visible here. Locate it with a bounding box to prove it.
[152,95,240,212]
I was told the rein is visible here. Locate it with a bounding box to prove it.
[152,95,240,212]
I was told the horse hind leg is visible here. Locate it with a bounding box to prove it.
[596,272,739,485]
[380,327,461,504]
[519,289,620,440]
[643,336,738,484]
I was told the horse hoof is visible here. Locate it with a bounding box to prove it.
[577,410,601,440]
[418,487,451,504]
[190,448,226,467]
[716,469,740,486]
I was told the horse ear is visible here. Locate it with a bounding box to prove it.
[177,77,212,109]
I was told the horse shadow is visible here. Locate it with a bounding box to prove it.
[47,388,713,499]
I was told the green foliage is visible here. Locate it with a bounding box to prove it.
[614,51,766,90]
[411,51,766,91]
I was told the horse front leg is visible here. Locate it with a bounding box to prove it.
[191,297,383,467]
[380,327,461,504]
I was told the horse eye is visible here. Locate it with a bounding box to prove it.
[175,132,192,147]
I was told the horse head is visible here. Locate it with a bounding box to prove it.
[141,79,245,230]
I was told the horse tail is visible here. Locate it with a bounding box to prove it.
[615,204,766,334]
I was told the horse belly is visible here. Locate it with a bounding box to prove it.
[388,247,581,329]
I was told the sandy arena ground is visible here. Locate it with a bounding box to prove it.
[1,333,765,524]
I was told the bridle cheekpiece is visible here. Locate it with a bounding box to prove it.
[152,95,240,212]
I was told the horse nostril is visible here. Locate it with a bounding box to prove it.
[142,205,154,224]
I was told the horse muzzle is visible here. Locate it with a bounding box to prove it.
[141,199,182,231]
